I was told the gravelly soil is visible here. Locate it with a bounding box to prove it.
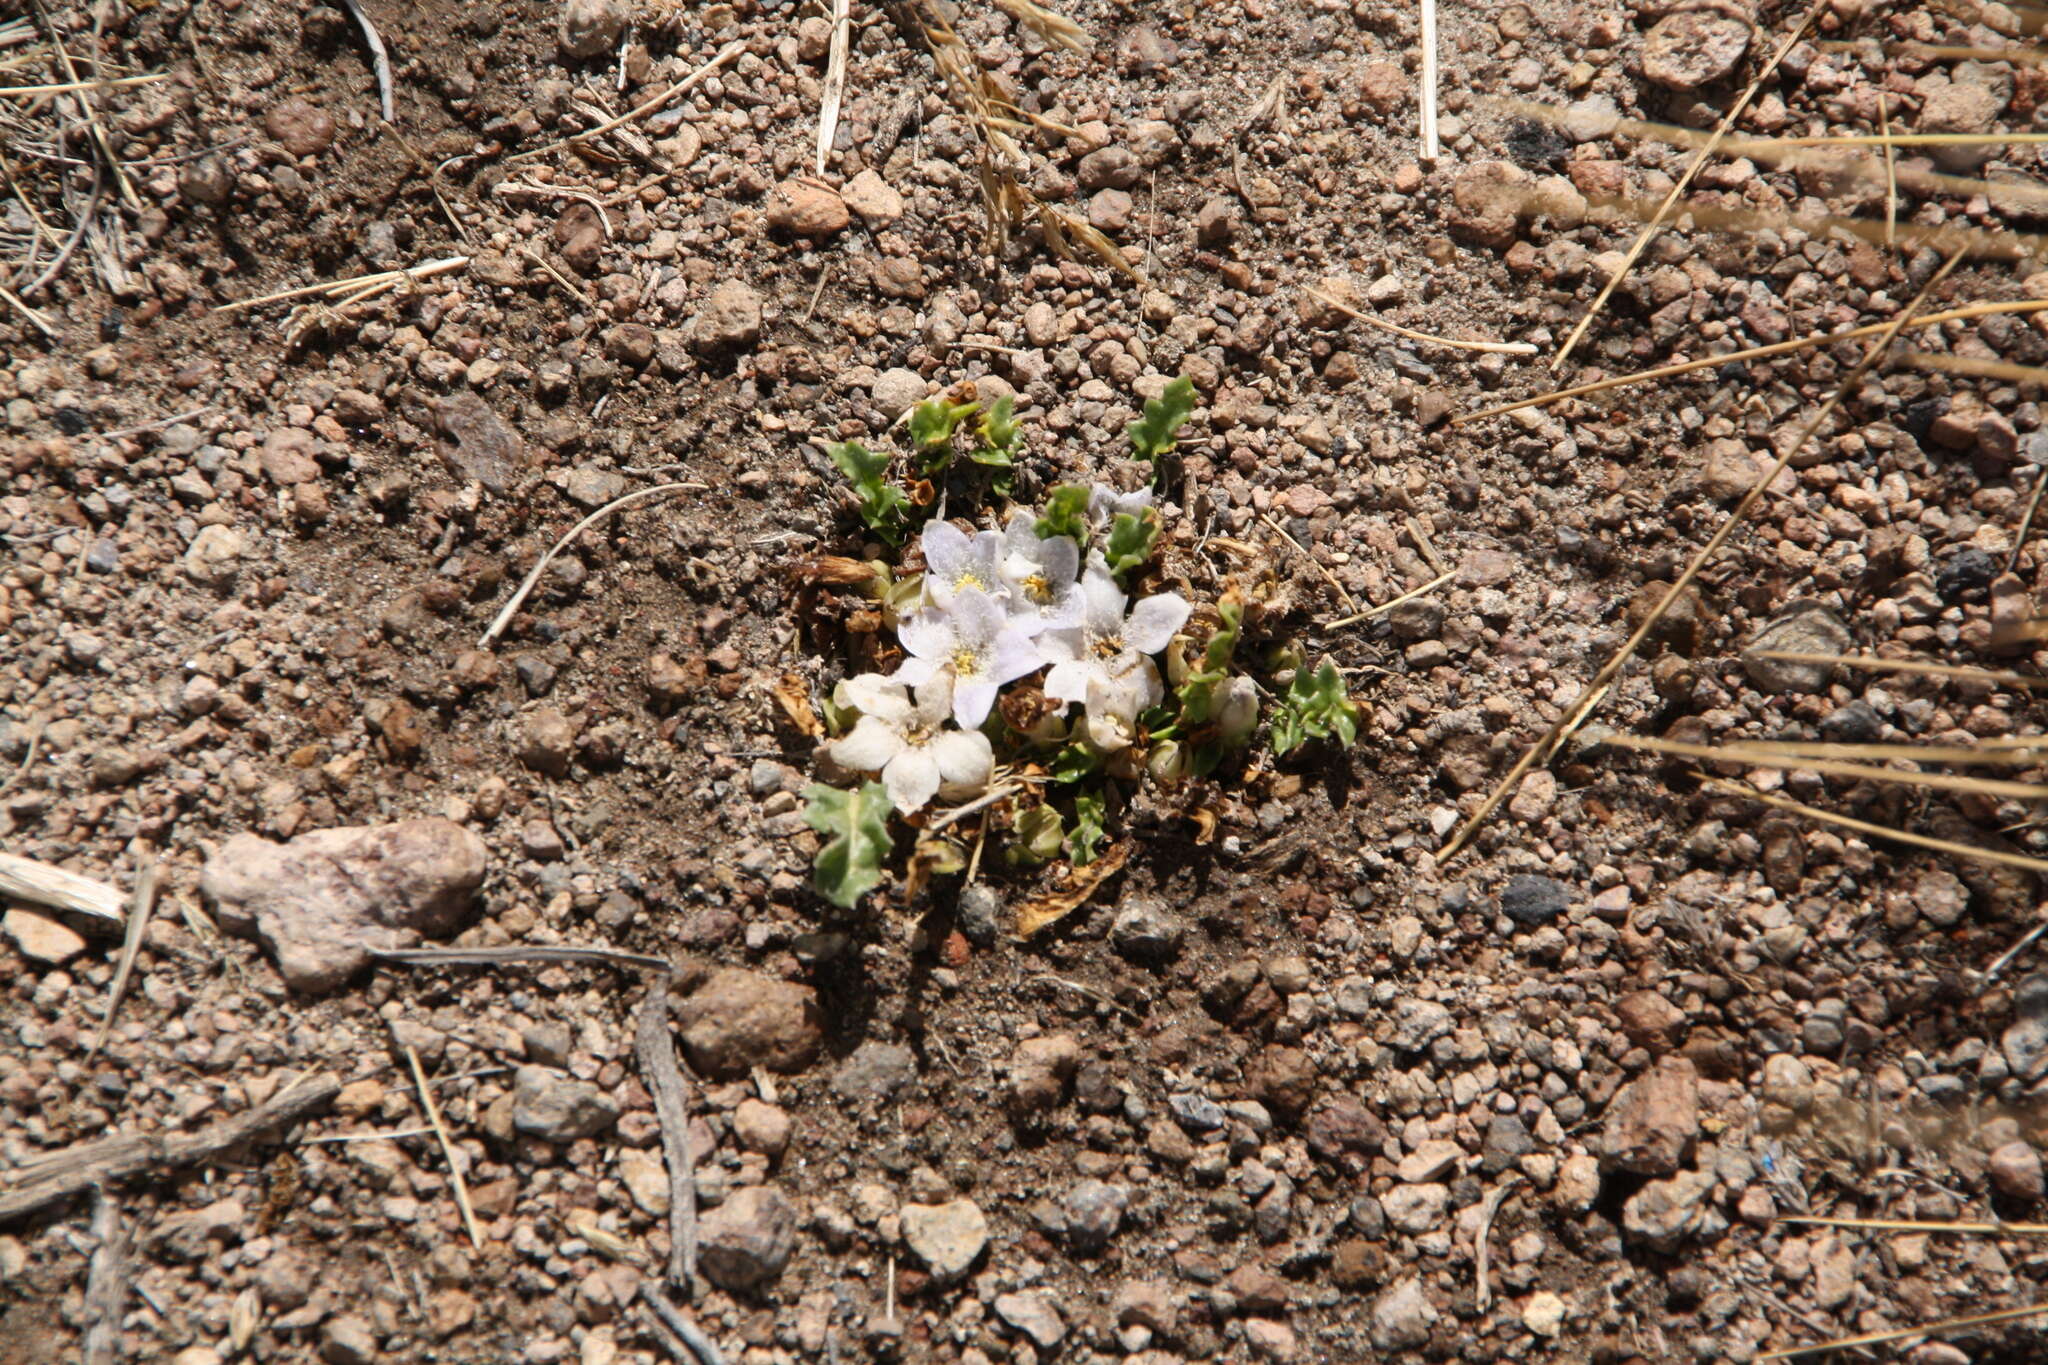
[8,0,2048,1362]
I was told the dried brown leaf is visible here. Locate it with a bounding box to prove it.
[1014,841,1132,938]
[774,675,824,738]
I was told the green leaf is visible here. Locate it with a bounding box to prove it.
[974,394,1021,462]
[1175,596,1242,723]
[804,782,895,908]
[1103,509,1160,578]
[1035,485,1091,543]
[909,396,980,462]
[1269,660,1361,757]
[1127,375,1197,462]
[828,439,890,488]
[1048,741,1101,785]
[827,440,910,545]
[1010,803,1065,865]
[1070,793,1107,866]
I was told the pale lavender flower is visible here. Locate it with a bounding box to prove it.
[920,520,1008,609]
[828,673,994,813]
[999,511,1084,635]
[893,586,1045,728]
[1039,566,1190,722]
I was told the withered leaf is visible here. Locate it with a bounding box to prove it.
[773,674,824,737]
[1014,841,1132,939]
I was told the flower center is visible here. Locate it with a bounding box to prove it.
[1022,572,1054,605]
[951,645,986,680]
[1091,632,1125,660]
[953,569,987,592]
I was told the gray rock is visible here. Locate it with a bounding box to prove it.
[1499,874,1571,925]
[698,1186,797,1293]
[431,393,530,494]
[1380,1183,1448,1233]
[831,1041,917,1106]
[512,1066,618,1141]
[1370,1277,1438,1351]
[1641,11,1749,90]
[2004,973,2048,1082]
[871,367,927,421]
[691,280,763,354]
[1111,899,1185,964]
[559,0,627,60]
[1601,1057,1700,1176]
[1062,1179,1128,1251]
[1169,1092,1227,1134]
[1622,1169,1716,1250]
[319,1314,379,1365]
[1742,602,1853,694]
[202,819,487,994]
[994,1291,1066,1348]
[1480,1114,1533,1174]
[1388,997,1454,1052]
[957,882,1002,947]
[901,1198,988,1284]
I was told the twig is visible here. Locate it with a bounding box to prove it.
[816,0,851,175]
[305,1126,435,1144]
[1701,774,2048,877]
[1453,298,2048,427]
[403,1044,481,1250]
[1779,1216,2048,1235]
[28,0,138,209]
[1418,0,1438,159]
[1304,286,1535,355]
[0,1072,339,1223]
[643,1281,728,1365]
[2018,471,2048,580]
[89,855,159,1057]
[1758,1302,2048,1361]
[1551,0,1825,371]
[1441,245,1966,863]
[1878,91,1897,248]
[509,39,745,165]
[493,181,614,237]
[338,0,395,123]
[0,72,171,96]
[927,782,1024,833]
[1473,1173,1520,1312]
[81,1188,127,1365]
[15,158,99,299]
[1752,650,2045,689]
[0,851,125,923]
[519,247,594,308]
[1908,350,2048,384]
[1260,512,1359,612]
[0,284,56,338]
[480,482,710,646]
[0,714,44,797]
[382,122,469,243]
[1596,731,2048,802]
[1325,568,1455,629]
[370,944,671,971]
[95,407,216,442]
[1403,516,1449,578]
[1981,917,2048,984]
[633,975,697,1288]
[213,255,468,313]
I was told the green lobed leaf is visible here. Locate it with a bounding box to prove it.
[1175,597,1242,724]
[1127,375,1197,462]
[1035,484,1092,543]
[804,781,896,908]
[1048,741,1101,785]
[909,396,981,460]
[1270,660,1361,757]
[974,394,1021,461]
[827,440,910,545]
[1010,804,1065,865]
[1070,793,1107,866]
[1103,509,1160,578]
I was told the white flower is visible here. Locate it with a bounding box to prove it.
[1039,566,1191,720]
[921,520,1008,609]
[828,673,994,813]
[1088,484,1153,528]
[894,586,1046,728]
[999,511,1084,635]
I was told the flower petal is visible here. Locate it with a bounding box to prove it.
[1035,627,1084,664]
[892,656,942,688]
[1078,567,1126,634]
[1042,659,1097,706]
[930,729,994,792]
[830,715,905,772]
[1124,592,1192,654]
[922,520,970,583]
[952,678,1000,729]
[897,609,957,660]
[839,673,912,720]
[950,586,1005,644]
[989,629,1050,687]
[1035,533,1080,585]
[910,675,956,727]
[882,748,942,813]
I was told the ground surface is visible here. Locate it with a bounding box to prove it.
[8,0,2048,1361]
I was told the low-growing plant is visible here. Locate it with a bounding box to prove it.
[804,375,1364,917]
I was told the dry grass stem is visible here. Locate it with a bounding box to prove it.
[1304,286,1536,354]
[0,284,56,338]
[1705,740,2047,767]
[1442,247,1966,863]
[508,39,745,164]
[89,855,159,1057]
[494,181,615,235]
[370,944,671,971]
[1756,1301,2048,1361]
[1326,567,1456,629]
[1984,916,2048,981]
[1906,350,2048,385]
[337,0,395,122]
[519,246,594,307]
[1550,0,1824,370]
[1419,0,1439,160]
[1752,650,2047,689]
[481,482,710,646]
[0,72,168,96]
[815,0,850,175]
[2011,471,2048,576]
[403,1044,482,1250]
[1878,91,1898,247]
[992,0,1090,51]
[1454,298,2048,427]
[1260,512,1359,612]
[0,851,126,923]
[214,255,468,313]
[1598,731,2048,802]
[1701,776,2048,878]
[1780,1215,2048,1235]
[81,1188,126,1365]
[633,976,697,1288]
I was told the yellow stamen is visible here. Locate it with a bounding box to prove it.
[951,646,982,678]
[1023,572,1054,604]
